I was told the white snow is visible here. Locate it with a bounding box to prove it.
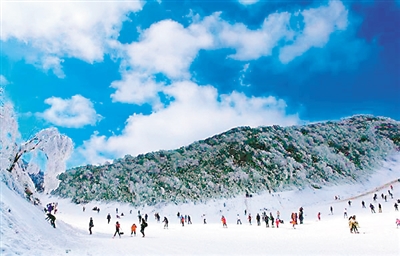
[2,154,400,255]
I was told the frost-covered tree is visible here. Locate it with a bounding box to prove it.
[0,92,73,196]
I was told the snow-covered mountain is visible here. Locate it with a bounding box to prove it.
[53,115,400,206]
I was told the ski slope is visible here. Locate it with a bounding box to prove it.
[1,154,400,255]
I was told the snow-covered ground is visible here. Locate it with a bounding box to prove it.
[2,154,400,255]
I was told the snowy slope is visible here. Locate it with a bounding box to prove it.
[1,153,400,255]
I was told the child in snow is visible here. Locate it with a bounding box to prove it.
[237,214,242,225]
[275,218,280,228]
[396,218,400,228]
[221,216,227,228]
[131,223,137,236]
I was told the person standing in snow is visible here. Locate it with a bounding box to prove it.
[378,203,382,213]
[290,213,296,229]
[270,213,275,227]
[349,215,359,234]
[188,215,192,224]
[248,213,252,225]
[396,218,400,228]
[275,218,280,228]
[237,214,242,225]
[163,217,169,229]
[330,206,333,215]
[394,202,399,211]
[348,200,352,207]
[317,212,321,221]
[140,219,148,237]
[361,201,366,208]
[113,221,121,238]
[264,213,269,227]
[144,213,148,222]
[107,213,111,224]
[221,216,227,228]
[344,208,348,218]
[131,223,137,236]
[180,215,185,227]
[256,213,261,226]
[89,217,94,235]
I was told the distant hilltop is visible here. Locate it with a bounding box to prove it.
[53,115,400,206]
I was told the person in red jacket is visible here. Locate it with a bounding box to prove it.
[113,221,121,238]
[221,216,227,228]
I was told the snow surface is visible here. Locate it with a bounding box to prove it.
[2,154,400,255]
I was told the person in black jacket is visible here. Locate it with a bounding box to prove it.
[140,219,148,237]
[89,217,94,235]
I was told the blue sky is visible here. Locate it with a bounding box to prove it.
[1,0,399,168]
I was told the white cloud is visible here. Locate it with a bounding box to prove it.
[126,19,214,80]
[279,1,348,64]
[110,71,164,107]
[0,75,9,85]
[214,12,293,60]
[238,0,259,5]
[78,81,299,165]
[37,95,102,128]
[1,1,143,77]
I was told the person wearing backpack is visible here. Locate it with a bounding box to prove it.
[140,219,148,237]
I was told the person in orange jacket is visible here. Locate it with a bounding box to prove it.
[131,223,137,236]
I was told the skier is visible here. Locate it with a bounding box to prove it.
[107,213,111,224]
[344,208,348,218]
[396,218,400,228]
[276,210,280,219]
[348,200,352,207]
[221,216,227,228]
[46,213,56,228]
[140,219,148,237]
[144,213,148,222]
[373,194,377,201]
[188,215,192,224]
[237,214,242,225]
[89,217,94,235]
[163,217,169,229]
[378,203,382,213]
[394,202,399,211]
[256,213,261,226]
[370,203,376,213]
[330,206,333,215]
[113,221,121,238]
[275,218,280,228]
[248,213,252,225]
[131,223,137,236]
[361,201,366,208]
[317,212,321,221]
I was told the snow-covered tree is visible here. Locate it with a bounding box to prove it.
[0,92,73,196]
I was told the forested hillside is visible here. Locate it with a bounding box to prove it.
[53,115,400,206]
